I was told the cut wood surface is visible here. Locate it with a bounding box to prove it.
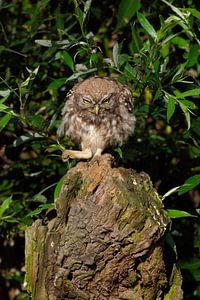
[25,155,183,299]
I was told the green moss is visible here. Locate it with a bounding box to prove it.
[164,265,183,300]
[65,279,73,288]
[128,271,137,284]
[24,253,33,293]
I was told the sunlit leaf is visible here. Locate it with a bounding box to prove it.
[114,147,123,159]
[162,0,189,20]
[177,88,200,98]
[0,197,12,218]
[166,209,196,218]
[65,68,97,82]
[13,132,43,147]
[179,174,200,195]
[20,66,40,88]
[61,51,75,71]
[25,203,54,218]
[179,102,190,129]
[167,97,176,122]
[171,36,188,49]
[35,39,71,48]
[162,186,180,200]
[0,102,9,112]
[0,89,10,97]
[54,175,65,201]
[185,8,200,20]
[180,100,196,110]
[0,113,11,132]
[83,0,92,23]
[137,12,158,41]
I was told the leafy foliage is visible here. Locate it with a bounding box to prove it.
[0,0,200,298]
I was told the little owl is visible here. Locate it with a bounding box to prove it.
[59,76,136,161]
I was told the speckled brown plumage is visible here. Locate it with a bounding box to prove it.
[59,76,136,160]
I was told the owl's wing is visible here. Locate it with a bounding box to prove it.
[57,120,65,137]
[121,85,133,112]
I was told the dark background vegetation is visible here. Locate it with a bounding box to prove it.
[0,0,200,299]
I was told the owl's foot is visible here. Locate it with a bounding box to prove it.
[94,148,103,157]
[62,149,93,161]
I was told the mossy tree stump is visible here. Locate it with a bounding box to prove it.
[25,155,183,299]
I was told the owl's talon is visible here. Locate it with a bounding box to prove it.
[61,149,93,161]
[62,150,71,162]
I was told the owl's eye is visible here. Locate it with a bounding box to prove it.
[82,97,92,104]
[102,93,113,103]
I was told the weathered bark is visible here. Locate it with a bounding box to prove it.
[25,155,183,299]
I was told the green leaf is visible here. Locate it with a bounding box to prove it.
[165,233,177,258]
[20,66,40,89]
[54,175,65,201]
[186,44,199,68]
[61,51,75,71]
[13,132,43,147]
[113,42,119,67]
[116,0,140,30]
[177,88,200,98]
[55,7,64,32]
[180,100,196,110]
[0,89,10,97]
[25,203,54,218]
[162,186,180,200]
[35,39,71,48]
[0,197,12,218]
[114,147,123,159]
[31,115,46,130]
[191,118,200,137]
[167,97,176,122]
[179,102,190,129]
[178,258,200,270]
[171,36,188,49]
[186,8,200,20]
[124,63,137,80]
[161,0,189,21]
[0,102,9,112]
[131,25,142,52]
[137,12,157,41]
[179,174,200,195]
[83,0,92,23]
[48,78,67,94]
[191,166,200,172]
[166,209,196,219]
[74,5,84,34]
[0,113,11,131]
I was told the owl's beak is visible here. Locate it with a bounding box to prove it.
[95,105,100,115]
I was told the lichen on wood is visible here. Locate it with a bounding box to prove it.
[25,154,183,299]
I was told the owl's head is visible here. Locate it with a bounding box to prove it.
[70,76,132,116]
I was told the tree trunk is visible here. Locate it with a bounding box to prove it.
[25,155,183,300]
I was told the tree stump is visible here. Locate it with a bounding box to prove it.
[25,155,183,299]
